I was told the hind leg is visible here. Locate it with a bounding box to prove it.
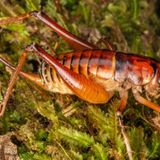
[0,11,96,50]
[26,44,114,104]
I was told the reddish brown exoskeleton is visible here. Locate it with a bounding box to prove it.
[0,11,159,117]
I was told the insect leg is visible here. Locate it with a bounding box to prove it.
[97,38,114,51]
[26,44,113,104]
[133,90,160,112]
[0,52,27,117]
[0,11,97,50]
[0,57,52,91]
[117,91,128,114]
[31,11,97,50]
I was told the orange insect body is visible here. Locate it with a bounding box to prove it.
[0,11,160,116]
[40,50,160,101]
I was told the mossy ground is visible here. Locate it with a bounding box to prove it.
[0,0,160,159]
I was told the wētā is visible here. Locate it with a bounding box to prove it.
[0,11,159,117]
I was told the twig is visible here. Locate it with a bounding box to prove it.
[118,115,133,160]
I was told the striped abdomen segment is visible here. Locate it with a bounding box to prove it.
[39,50,116,94]
[54,50,158,86]
[57,50,115,79]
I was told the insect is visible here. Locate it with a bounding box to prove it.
[0,11,159,117]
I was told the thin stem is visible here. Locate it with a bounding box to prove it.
[118,116,133,160]
[0,52,27,116]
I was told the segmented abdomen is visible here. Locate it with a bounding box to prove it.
[40,49,158,89]
[57,50,115,79]
[39,50,115,93]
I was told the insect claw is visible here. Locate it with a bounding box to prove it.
[25,43,37,52]
[31,10,42,18]
[116,111,123,119]
[25,45,33,52]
